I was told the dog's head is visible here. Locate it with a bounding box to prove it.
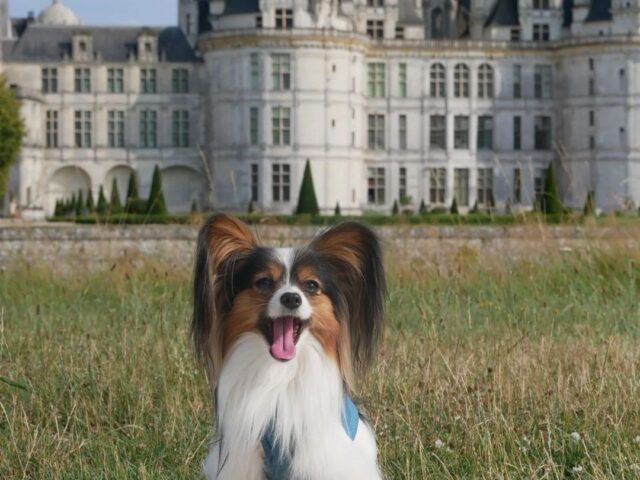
[192,215,385,386]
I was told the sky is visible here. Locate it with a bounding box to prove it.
[9,0,178,26]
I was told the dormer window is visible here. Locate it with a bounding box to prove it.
[79,41,86,52]
[145,42,152,53]
[275,9,293,29]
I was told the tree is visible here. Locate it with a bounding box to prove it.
[86,189,95,213]
[247,200,255,214]
[0,77,26,198]
[146,165,168,215]
[295,160,319,215]
[96,186,109,214]
[334,202,341,216]
[470,201,480,214]
[392,199,399,215]
[75,190,84,216]
[583,190,596,217]
[419,199,427,215]
[126,171,139,201]
[541,162,563,215]
[450,198,459,215]
[54,199,63,218]
[110,178,122,214]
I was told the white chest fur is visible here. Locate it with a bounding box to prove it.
[203,332,382,480]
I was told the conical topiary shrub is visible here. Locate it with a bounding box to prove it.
[541,163,563,215]
[583,190,596,217]
[54,199,63,218]
[191,199,198,214]
[146,165,168,215]
[96,186,109,215]
[470,200,480,214]
[334,202,341,216]
[419,199,427,215]
[295,160,320,215]
[248,200,255,214]
[392,199,399,215]
[110,178,123,214]
[75,190,84,217]
[126,172,139,201]
[86,189,95,213]
[450,198,459,215]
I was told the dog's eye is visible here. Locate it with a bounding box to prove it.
[255,277,275,291]
[303,280,320,295]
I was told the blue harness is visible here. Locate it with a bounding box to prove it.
[261,395,360,479]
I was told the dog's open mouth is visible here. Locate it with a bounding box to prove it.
[265,316,305,361]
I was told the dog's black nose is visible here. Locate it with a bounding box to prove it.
[280,292,302,310]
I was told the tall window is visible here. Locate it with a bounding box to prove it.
[511,28,521,41]
[367,114,385,150]
[275,9,293,29]
[272,163,291,202]
[398,114,407,150]
[250,107,260,146]
[429,168,446,205]
[42,68,58,93]
[172,68,189,93]
[533,0,550,9]
[367,167,385,204]
[367,0,384,6]
[431,7,444,38]
[46,110,59,148]
[366,20,384,39]
[250,53,261,90]
[454,115,469,149]
[251,164,259,202]
[272,107,291,146]
[74,68,91,93]
[139,110,158,148]
[454,64,470,98]
[367,63,386,97]
[454,168,470,207]
[430,115,446,149]
[534,168,546,203]
[513,168,522,204]
[399,167,407,201]
[589,78,596,96]
[534,65,553,99]
[140,68,157,94]
[477,64,494,98]
[533,23,550,41]
[534,116,552,150]
[399,63,407,97]
[74,110,92,148]
[477,168,494,206]
[172,110,190,148]
[272,54,291,91]
[107,68,124,93]
[430,63,446,98]
[477,116,493,150]
[513,64,522,98]
[513,116,522,151]
[107,110,125,148]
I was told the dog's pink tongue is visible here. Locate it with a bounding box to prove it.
[270,317,296,361]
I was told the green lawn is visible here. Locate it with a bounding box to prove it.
[1,248,639,479]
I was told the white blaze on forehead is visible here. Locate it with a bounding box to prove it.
[267,247,312,320]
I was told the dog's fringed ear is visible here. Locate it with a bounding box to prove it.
[192,214,257,383]
[311,222,386,375]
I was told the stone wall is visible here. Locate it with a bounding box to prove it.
[1,223,639,272]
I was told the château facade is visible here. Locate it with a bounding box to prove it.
[1,0,639,217]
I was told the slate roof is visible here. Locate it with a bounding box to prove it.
[563,0,574,27]
[223,0,260,15]
[3,25,199,63]
[585,0,612,22]
[485,0,520,27]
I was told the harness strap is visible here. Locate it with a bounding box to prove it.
[261,395,360,479]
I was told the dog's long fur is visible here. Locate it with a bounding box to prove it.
[192,215,386,480]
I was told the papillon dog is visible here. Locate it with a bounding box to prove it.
[192,214,386,480]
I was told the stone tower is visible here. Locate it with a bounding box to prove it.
[0,0,9,39]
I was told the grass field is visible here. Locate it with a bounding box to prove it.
[1,247,639,479]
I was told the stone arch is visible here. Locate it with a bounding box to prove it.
[160,166,205,213]
[47,166,91,215]
[104,165,135,205]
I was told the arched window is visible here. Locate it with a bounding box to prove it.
[478,63,494,98]
[430,63,446,98]
[454,64,469,98]
[431,7,444,39]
